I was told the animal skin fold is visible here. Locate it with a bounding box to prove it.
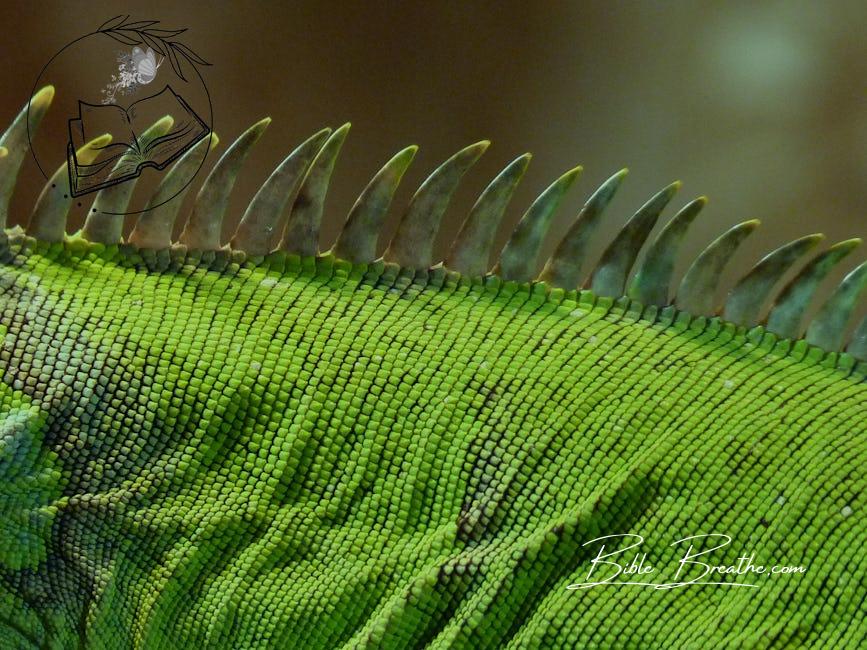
[0,88,864,649]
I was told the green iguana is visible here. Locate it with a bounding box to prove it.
[0,86,864,649]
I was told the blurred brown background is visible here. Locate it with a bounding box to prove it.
[2,1,866,323]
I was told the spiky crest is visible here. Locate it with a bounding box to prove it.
[1,87,864,368]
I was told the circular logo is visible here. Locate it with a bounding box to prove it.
[28,16,214,216]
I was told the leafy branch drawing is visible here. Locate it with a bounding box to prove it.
[97,15,210,82]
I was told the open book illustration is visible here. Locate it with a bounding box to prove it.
[67,85,210,197]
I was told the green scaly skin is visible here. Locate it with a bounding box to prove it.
[0,232,864,649]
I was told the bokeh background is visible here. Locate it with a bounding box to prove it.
[3,1,866,326]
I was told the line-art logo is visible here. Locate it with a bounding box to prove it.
[68,86,210,197]
[28,15,214,214]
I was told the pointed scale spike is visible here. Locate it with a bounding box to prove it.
[0,85,54,228]
[846,313,867,361]
[332,146,418,264]
[179,117,270,250]
[445,153,531,277]
[383,141,489,269]
[80,116,174,244]
[805,261,867,351]
[127,133,220,249]
[675,220,760,316]
[28,133,113,242]
[538,169,627,288]
[495,165,583,282]
[722,233,825,327]
[279,123,350,256]
[766,239,860,340]
[589,181,681,298]
[230,127,331,255]
[627,196,707,306]
[0,149,5,248]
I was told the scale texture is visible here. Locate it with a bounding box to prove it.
[1,85,866,648]
[0,238,864,649]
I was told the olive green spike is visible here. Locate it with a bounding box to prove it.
[128,133,220,249]
[80,116,174,244]
[231,127,331,255]
[590,180,681,298]
[805,261,867,351]
[27,133,112,242]
[723,233,825,327]
[627,197,707,306]
[538,169,627,288]
[0,85,54,228]
[332,146,418,264]
[279,123,351,256]
[445,153,531,277]
[765,239,860,340]
[846,313,867,361]
[495,165,583,282]
[0,149,7,247]
[675,220,760,316]
[179,117,270,250]
[383,141,489,269]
